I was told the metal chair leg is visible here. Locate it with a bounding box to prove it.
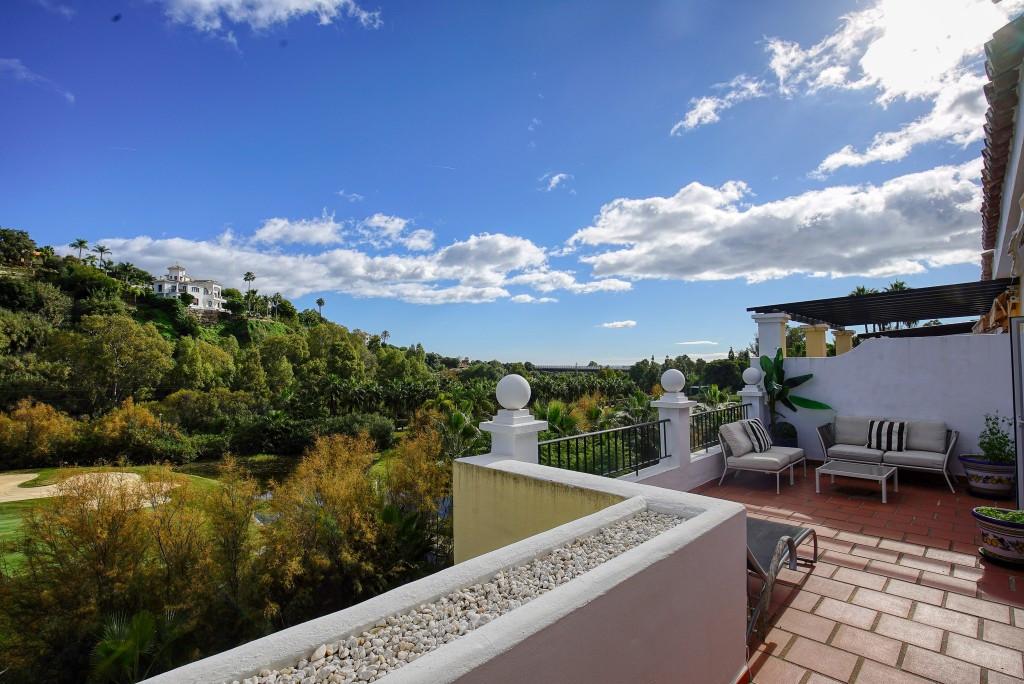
[718,467,730,486]
[803,459,807,477]
[789,464,795,485]
[776,472,780,494]
[943,470,956,494]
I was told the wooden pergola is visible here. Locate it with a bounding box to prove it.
[747,278,1017,334]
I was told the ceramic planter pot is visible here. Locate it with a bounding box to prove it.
[958,455,1017,499]
[971,508,1024,565]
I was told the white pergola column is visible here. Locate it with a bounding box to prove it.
[650,369,697,472]
[480,374,547,462]
[752,312,790,360]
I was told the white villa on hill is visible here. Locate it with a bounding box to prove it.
[152,264,225,311]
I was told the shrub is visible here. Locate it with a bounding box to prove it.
[90,399,196,464]
[229,413,316,456]
[189,433,230,460]
[320,413,396,451]
[0,398,79,468]
[158,388,255,433]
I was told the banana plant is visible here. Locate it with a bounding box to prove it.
[759,348,831,429]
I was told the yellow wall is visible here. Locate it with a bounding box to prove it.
[453,461,626,563]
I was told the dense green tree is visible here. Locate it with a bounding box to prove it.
[0,228,36,265]
[44,314,173,409]
[171,337,234,391]
[703,359,743,392]
[233,346,268,395]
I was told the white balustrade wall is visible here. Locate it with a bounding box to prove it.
[778,334,1012,473]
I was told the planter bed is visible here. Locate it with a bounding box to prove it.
[231,511,680,684]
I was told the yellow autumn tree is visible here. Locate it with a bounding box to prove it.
[259,433,381,625]
[0,398,78,467]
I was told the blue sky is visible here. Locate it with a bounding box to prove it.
[1,0,1016,363]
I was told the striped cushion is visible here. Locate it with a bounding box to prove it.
[866,420,906,452]
[742,419,773,453]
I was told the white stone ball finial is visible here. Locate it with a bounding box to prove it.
[660,368,686,394]
[742,366,764,386]
[496,374,531,410]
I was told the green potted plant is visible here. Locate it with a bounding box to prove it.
[758,348,832,447]
[971,507,1024,565]
[959,414,1016,499]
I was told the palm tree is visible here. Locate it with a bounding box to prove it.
[849,285,879,334]
[884,280,916,329]
[316,297,325,317]
[92,244,111,267]
[70,238,89,258]
[243,271,255,292]
[381,330,390,345]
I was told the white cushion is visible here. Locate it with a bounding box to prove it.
[720,421,753,458]
[883,449,945,469]
[906,420,947,454]
[834,416,875,445]
[727,446,804,471]
[828,443,884,463]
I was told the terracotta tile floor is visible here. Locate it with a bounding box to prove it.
[691,469,1023,684]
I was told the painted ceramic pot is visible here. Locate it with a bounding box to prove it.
[958,455,1016,499]
[971,508,1024,565]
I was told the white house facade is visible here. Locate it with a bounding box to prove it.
[152,264,226,311]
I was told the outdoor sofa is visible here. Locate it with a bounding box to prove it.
[816,416,959,493]
[718,421,807,494]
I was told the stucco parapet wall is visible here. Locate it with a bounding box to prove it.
[143,460,745,684]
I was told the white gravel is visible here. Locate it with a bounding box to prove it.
[231,510,680,684]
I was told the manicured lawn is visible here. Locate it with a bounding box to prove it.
[0,500,46,569]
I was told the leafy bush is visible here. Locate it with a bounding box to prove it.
[978,413,1014,464]
[320,413,396,451]
[230,413,316,456]
[189,433,230,460]
[975,507,1024,524]
[0,398,79,468]
[89,399,196,464]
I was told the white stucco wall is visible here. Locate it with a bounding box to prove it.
[780,334,1012,471]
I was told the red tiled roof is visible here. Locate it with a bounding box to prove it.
[980,15,1024,278]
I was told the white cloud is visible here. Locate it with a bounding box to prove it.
[360,213,408,245]
[540,172,573,192]
[528,117,542,132]
[337,189,364,203]
[0,58,74,103]
[599,320,637,329]
[511,294,557,304]
[813,71,987,177]
[504,269,632,294]
[91,218,624,305]
[677,340,718,346]
[569,159,982,283]
[677,0,1020,174]
[252,210,344,245]
[160,0,382,33]
[670,75,767,134]
[358,213,436,251]
[402,229,435,252]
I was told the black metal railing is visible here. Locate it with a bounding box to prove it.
[690,404,750,452]
[538,419,670,478]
